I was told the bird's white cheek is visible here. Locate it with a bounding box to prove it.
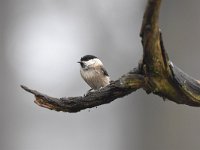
[84,59,97,67]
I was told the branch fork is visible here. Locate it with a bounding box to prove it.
[21,0,200,112]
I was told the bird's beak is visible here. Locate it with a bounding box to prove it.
[78,61,85,68]
[77,61,84,66]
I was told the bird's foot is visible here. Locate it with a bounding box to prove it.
[84,88,96,96]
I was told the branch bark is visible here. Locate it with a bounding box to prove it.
[21,0,200,112]
[139,0,200,106]
[21,70,144,112]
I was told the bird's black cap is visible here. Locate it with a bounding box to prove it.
[80,55,97,61]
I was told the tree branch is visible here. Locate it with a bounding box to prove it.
[21,0,200,112]
[21,70,144,112]
[139,0,200,106]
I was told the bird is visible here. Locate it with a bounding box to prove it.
[78,55,110,90]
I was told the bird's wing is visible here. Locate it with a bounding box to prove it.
[100,66,109,76]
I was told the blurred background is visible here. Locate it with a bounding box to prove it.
[1,0,200,150]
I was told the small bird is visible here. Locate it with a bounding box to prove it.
[78,55,110,90]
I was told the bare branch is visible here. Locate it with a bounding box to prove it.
[21,0,200,112]
[140,0,200,106]
[21,70,144,112]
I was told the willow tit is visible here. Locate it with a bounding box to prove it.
[78,55,110,90]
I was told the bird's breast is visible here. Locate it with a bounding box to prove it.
[80,68,110,90]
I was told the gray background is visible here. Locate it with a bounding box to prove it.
[1,0,200,150]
